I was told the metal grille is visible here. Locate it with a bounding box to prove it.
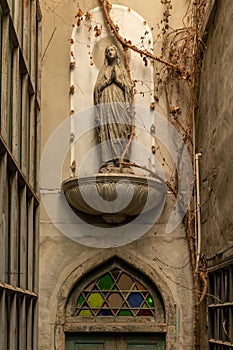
[208,262,233,349]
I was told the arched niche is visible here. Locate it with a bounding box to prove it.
[69,4,155,175]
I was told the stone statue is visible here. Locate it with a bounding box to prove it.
[94,45,133,172]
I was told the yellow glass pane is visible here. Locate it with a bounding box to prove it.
[78,310,92,316]
[87,293,104,308]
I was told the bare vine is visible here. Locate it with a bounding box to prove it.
[74,1,208,346]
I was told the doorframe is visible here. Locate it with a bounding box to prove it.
[53,249,178,350]
[65,332,166,350]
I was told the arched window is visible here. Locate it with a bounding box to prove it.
[66,259,165,323]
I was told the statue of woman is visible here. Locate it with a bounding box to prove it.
[94,45,133,172]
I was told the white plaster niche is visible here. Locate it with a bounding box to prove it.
[62,5,166,225]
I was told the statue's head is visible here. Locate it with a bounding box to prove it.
[104,45,120,65]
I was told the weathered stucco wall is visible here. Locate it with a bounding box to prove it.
[39,1,194,349]
[196,0,233,262]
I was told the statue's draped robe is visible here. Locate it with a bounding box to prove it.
[94,64,133,165]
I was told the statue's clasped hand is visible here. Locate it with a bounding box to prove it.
[111,67,116,82]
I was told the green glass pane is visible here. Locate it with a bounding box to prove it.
[78,310,92,316]
[77,294,84,306]
[147,295,154,307]
[118,310,132,316]
[97,273,114,290]
[133,285,138,291]
[87,293,104,308]
[142,302,147,309]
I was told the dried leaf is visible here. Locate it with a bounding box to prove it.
[70,62,76,69]
[75,8,83,18]
[85,12,92,20]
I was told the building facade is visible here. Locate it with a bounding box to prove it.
[196,0,233,348]
[39,1,195,349]
[0,0,232,349]
[0,0,41,349]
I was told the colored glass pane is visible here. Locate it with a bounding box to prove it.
[118,310,132,316]
[99,310,112,316]
[111,268,120,280]
[136,281,146,290]
[131,309,138,316]
[86,281,95,291]
[76,268,157,318]
[118,273,133,290]
[127,293,143,308]
[78,310,92,316]
[108,293,123,308]
[87,293,104,308]
[147,295,154,307]
[97,273,114,290]
[138,309,153,316]
[77,294,84,306]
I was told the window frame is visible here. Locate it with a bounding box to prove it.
[208,261,233,349]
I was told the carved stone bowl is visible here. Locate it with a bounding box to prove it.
[62,174,166,224]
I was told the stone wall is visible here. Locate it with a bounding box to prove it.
[196,0,233,262]
[39,1,194,349]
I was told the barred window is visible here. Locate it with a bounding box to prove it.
[208,262,233,349]
[0,1,41,349]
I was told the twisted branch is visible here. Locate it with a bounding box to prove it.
[99,0,185,74]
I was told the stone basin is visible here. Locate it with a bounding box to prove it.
[62,174,166,224]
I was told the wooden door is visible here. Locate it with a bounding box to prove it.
[66,334,114,350]
[66,334,165,350]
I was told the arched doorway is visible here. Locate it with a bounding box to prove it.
[60,257,175,350]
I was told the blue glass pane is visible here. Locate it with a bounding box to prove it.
[98,309,112,316]
[127,292,143,307]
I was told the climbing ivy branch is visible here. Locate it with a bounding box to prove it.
[74,2,209,347]
[99,0,192,175]
[97,2,208,349]
[99,0,189,76]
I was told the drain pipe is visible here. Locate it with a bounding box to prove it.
[195,153,202,272]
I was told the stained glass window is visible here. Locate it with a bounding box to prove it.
[75,268,156,317]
